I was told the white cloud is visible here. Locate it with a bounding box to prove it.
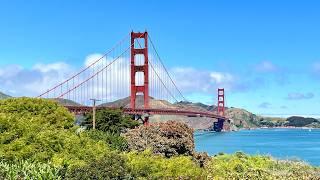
[84,53,107,67]
[0,62,75,97]
[170,67,236,94]
[210,72,233,84]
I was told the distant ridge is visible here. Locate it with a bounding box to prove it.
[52,98,82,106]
[0,91,11,100]
[99,95,177,109]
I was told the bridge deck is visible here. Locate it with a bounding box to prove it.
[65,106,227,120]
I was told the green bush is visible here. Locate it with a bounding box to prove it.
[0,98,109,166]
[82,109,139,134]
[65,151,131,180]
[125,150,205,179]
[124,121,195,157]
[0,160,63,180]
[86,130,128,151]
[206,152,320,179]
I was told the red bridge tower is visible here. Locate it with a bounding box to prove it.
[217,88,225,116]
[213,88,226,132]
[130,31,149,110]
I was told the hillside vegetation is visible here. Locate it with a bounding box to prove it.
[285,116,320,127]
[0,98,319,179]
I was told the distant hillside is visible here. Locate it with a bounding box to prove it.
[52,98,82,106]
[0,92,11,100]
[175,101,217,112]
[175,101,268,129]
[100,96,177,109]
[285,116,320,128]
[225,108,261,128]
[173,102,320,129]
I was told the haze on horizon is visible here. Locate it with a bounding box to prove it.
[0,0,320,117]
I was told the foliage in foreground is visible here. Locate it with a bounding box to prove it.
[0,160,62,180]
[65,151,131,180]
[65,149,205,179]
[125,149,205,179]
[0,98,109,166]
[206,152,320,180]
[2,152,319,180]
[86,130,128,151]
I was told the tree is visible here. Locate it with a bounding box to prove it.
[82,109,139,134]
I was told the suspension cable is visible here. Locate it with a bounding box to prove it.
[148,34,188,102]
[56,33,145,99]
[38,33,130,97]
[135,38,179,102]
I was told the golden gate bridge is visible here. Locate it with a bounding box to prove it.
[38,31,228,131]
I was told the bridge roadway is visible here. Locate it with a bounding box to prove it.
[65,105,228,120]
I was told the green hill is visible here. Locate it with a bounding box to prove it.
[285,116,320,127]
[0,91,11,100]
[51,98,82,106]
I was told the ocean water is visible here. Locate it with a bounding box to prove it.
[194,128,320,166]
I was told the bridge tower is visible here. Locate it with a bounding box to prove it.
[213,88,225,132]
[217,88,225,116]
[130,31,149,109]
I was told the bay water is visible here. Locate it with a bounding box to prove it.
[194,128,320,166]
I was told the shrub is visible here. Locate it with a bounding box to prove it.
[65,152,131,179]
[124,121,194,157]
[205,153,320,179]
[86,130,128,151]
[125,150,205,179]
[0,160,63,179]
[192,152,211,168]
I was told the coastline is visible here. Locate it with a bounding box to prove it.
[196,126,320,133]
[240,126,320,131]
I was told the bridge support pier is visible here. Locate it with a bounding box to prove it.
[213,118,224,132]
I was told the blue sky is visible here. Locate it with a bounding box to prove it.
[0,0,320,116]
